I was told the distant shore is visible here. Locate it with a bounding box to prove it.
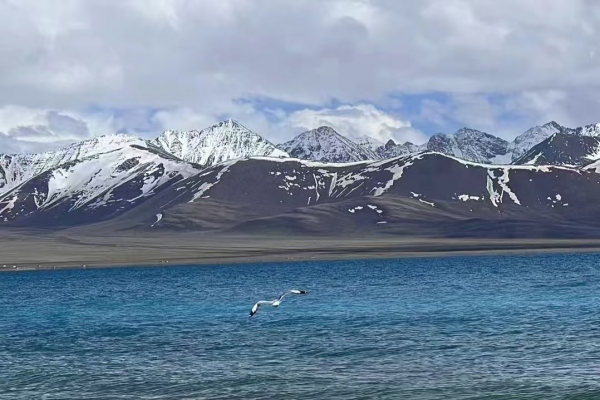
[2,232,600,272]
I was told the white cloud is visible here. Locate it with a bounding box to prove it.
[283,104,427,144]
[151,108,217,133]
[0,1,600,149]
[417,94,549,140]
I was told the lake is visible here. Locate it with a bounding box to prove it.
[1,253,600,399]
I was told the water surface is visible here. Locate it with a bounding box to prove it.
[1,253,600,399]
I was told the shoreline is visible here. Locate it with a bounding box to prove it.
[2,234,600,272]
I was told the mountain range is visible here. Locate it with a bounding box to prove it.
[3,118,600,238]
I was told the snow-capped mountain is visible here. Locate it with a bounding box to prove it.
[353,135,384,151]
[151,119,288,166]
[0,140,199,226]
[3,141,600,236]
[513,133,600,167]
[569,122,600,136]
[425,128,509,164]
[0,133,147,196]
[279,126,378,162]
[506,121,563,162]
[376,139,425,159]
[176,152,593,210]
[137,152,600,236]
[5,115,600,234]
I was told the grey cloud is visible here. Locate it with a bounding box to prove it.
[0,110,93,153]
[0,1,598,106]
[0,0,598,144]
[0,133,74,154]
[7,125,54,140]
[46,111,90,137]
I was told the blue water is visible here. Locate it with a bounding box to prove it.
[1,254,600,399]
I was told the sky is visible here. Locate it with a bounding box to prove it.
[2,0,600,153]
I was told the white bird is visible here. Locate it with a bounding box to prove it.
[249,289,308,317]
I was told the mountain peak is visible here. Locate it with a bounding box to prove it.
[426,128,508,164]
[514,131,600,166]
[506,122,564,162]
[210,118,247,131]
[151,121,287,166]
[280,127,377,163]
[455,127,494,137]
[312,126,340,135]
[543,121,563,129]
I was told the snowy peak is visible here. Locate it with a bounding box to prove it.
[513,132,600,167]
[151,119,288,166]
[426,128,508,164]
[571,122,600,137]
[0,133,146,195]
[376,140,424,159]
[507,121,564,162]
[279,126,378,162]
[0,141,200,226]
[353,135,384,151]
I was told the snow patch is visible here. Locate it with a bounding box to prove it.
[371,160,414,196]
[486,173,500,208]
[190,161,236,202]
[151,213,163,227]
[458,194,481,201]
[0,195,17,216]
[497,168,521,205]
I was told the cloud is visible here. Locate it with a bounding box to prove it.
[0,1,599,149]
[415,93,558,140]
[0,1,596,105]
[0,106,93,153]
[283,104,427,144]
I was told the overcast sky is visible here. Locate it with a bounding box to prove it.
[1,0,600,153]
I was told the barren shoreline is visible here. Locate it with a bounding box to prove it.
[2,231,600,272]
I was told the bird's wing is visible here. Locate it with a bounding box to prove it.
[277,291,291,301]
[289,289,308,295]
[249,300,273,317]
[277,289,308,301]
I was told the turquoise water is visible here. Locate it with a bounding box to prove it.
[1,254,600,399]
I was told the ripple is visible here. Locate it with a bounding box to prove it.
[1,254,600,399]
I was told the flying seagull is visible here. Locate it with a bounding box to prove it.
[249,289,308,317]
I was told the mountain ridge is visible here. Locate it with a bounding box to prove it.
[2,119,600,237]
